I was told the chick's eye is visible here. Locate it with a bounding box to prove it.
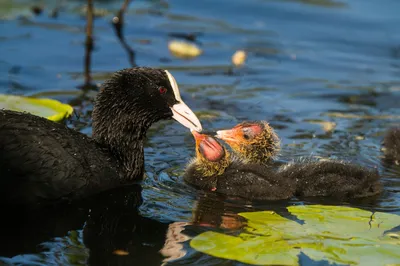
[159,87,167,94]
[242,128,254,140]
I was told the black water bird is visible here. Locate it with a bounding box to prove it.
[214,121,382,199]
[183,123,381,200]
[0,67,202,209]
[383,127,400,165]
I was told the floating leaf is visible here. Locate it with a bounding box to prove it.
[0,94,73,122]
[191,205,400,266]
[231,50,247,67]
[168,40,202,59]
[355,135,365,140]
[305,119,336,132]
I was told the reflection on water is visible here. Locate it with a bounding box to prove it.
[1,0,400,265]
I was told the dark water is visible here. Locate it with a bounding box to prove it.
[1,0,400,265]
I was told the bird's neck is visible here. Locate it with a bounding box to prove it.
[93,115,156,181]
[195,153,231,177]
[114,134,146,181]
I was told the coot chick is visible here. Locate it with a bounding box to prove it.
[215,121,280,164]
[0,67,202,209]
[383,127,400,165]
[216,121,382,198]
[183,130,295,200]
[279,159,382,198]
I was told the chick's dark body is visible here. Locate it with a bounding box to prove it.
[383,127,400,163]
[185,159,382,200]
[280,160,382,199]
[184,159,296,200]
[207,121,383,200]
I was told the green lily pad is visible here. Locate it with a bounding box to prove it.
[191,205,400,266]
[0,94,73,122]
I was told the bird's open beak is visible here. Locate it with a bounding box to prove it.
[192,129,225,162]
[215,128,240,143]
[171,102,202,132]
[191,128,207,145]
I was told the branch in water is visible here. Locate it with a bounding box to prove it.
[83,0,94,89]
[112,0,136,67]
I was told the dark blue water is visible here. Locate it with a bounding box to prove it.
[1,0,400,265]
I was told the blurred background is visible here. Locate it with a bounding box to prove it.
[1,0,400,265]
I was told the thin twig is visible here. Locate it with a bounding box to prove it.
[112,0,136,67]
[120,0,131,18]
[84,0,94,87]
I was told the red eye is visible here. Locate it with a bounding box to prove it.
[159,87,167,94]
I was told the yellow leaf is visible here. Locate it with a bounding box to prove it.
[0,94,73,122]
[231,50,247,66]
[168,40,202,59]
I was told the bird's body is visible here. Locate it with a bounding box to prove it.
[184,130,295,200]
[278,159,381,199]
[184,122,382,201]
[185,155,295,200]
[0,110,120,208]
[383,127,400,164]
[0,67,202,209]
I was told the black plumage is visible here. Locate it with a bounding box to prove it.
[184,156,381,200]
[279,159,382,199]
[184,159,295,200]
[0,110,119,207]
[184,130,382,201]
[0,67,201,209]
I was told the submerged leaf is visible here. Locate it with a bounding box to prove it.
[191,205,400,265]
[0,94,73,122]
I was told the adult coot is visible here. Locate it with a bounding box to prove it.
[0,67,202,209]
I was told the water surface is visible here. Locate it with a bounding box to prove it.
[1,0,400,265]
